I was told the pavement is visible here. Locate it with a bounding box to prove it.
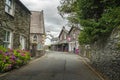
[0,51,105,80]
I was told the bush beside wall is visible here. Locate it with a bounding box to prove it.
[0,46,31,72]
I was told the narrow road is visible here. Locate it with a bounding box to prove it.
[0,51,103,80]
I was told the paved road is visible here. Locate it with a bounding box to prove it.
[0,51,102,80]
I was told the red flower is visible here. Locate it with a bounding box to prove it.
[0,50,3,54]
[21,53,25,56]
[17,50,20,53]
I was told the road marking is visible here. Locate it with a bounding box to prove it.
[79,56,106,80]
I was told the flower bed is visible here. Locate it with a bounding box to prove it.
[0,46,31,72]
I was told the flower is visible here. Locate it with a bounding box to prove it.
[16,50,21,53]
[8,48,13,52]
[21,53,25,56]
[0,50,3,54]
[10,55,16,60]
[3,59,6,62]
[0,46,31,72]
[5,52,10,56]
[6,64,12,70]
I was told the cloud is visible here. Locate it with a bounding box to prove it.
[20,0,65,31]
[20,0,67,44]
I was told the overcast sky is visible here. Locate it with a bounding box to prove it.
[20,0,68,45]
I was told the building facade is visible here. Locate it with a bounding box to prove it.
[50,26,81,53]
[51,37,59,51]
[30,11,45,57]
[50,27,69,52]
[58,26,69,52]
[68,26,81,53]
[0,0,31,50]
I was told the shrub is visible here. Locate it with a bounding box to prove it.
[0,46,31,72]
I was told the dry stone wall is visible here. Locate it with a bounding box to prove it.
[80,28,120,80]
[0,0,31,49]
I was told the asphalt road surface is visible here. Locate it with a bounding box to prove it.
[0,51,103,80]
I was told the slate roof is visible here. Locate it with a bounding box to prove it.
[58,26,68,38]
[16,0,31,14]
[30,11,45,34]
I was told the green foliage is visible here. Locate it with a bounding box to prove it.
[78,31,90,44]
[79,5,120,44]
[58,0,120,44]
[0,46,7,52]
[58,0,80,24]
[0,46,31,72]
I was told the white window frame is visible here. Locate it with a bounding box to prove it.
[20,35,26,50]
[5,0,14,16]
[37,43,42,50]
[3,30,12,48]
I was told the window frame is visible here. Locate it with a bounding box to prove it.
[5,0,15,16]
[37,43,42,50]
[20,35,26,50]
[3,30,12,48]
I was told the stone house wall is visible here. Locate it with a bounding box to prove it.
[80,28,120,80]
[68,27,80,52]
[0,0,31,50]
[30,11,45,57]
[68,27,80,41]
[59,27,68,41]
[59,31,66,41]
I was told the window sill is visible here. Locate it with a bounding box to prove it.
[3,41,10,43]
[5,12,14,18]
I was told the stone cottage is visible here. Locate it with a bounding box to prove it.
[30,11,45,57]
[57,26,69,52]
[50,37,59,51]
[67,26,81,53]
[50,26,68,51]
[50,26,81,53]
[0,0,31,50]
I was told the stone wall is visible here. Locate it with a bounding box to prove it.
[0,0,31,49]
[80,28,120,80]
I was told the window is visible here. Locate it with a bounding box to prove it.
[37,43,42,50]
[3,31,12,48]
[33,34,37,42]
[20,35,25,50]
[5,0,14,15]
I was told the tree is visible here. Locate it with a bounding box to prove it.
[58,0,80,25]
[58,0,120,44]
[78,0,120,44]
